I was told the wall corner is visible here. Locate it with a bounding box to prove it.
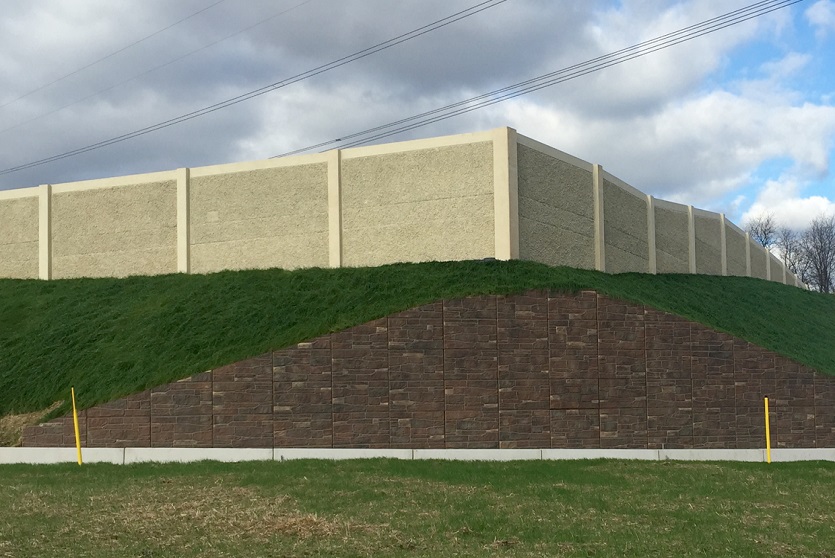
[646,195,657,274]
[593,164,606,272]
[493,126,519,260]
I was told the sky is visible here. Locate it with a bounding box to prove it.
[0,0,833,231]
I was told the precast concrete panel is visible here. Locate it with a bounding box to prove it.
[725,221,747,277]
[653,201,689,274]
[341,142,494,267]
[52,181,177,278]
[749,239,768,280]
[769,254,783,283]
[602,178,649,273]
[0,195,39,279]
[190,163,329,273]
[516,144,595,269]
[694,211,722,275]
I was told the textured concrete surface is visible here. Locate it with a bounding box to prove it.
[602,179,649,273]
[340,142,494,266]
[190,163,329,273]
[517,144,595,269]
[52,181,177,278]
[653,202,689,274]
[749,239,769,280]
[725,221,748,277]
[694,212,723,275]
[0,196,38,279]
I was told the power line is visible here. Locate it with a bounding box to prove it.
[0,0,318,136]
[0,0,228,111]
[273,0,804,157]
[0,0,508,177]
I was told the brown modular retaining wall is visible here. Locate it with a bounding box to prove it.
[23,292,835,449]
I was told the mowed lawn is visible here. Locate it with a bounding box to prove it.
[1,459,833,557]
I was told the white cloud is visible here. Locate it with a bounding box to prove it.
[806,0,835,37]
[742,176,835,230]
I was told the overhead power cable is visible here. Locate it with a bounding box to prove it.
[273,0,803,157]
[0,0,508,177]
[0,0,228,111]
[0,0,318,136]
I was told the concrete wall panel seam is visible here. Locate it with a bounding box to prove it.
[328,149,343,268]
[176,168,191,274]
[38,184,52,280]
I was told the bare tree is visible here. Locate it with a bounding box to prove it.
[800,214,835,293]
[747,213,777,249]
[776,226,804,277]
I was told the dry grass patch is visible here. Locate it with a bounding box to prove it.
[0,403,59,446]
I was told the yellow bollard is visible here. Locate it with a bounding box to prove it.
[764,396,771,464]
[71,387,82,466]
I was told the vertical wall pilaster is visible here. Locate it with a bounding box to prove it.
[720,214,728,276]
[328,149,343,268]
[493,127,519,261]
[766,251,772,281]
[593,164,606,272]
[687,205,696,274]
[176,168,191,274]
[646,195,657,274]
[745,232,752,277]
[38,184,52,280]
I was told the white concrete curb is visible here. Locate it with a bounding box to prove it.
[1,447,833,465]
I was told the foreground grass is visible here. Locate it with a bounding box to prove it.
[1,260,833,422]
[1,459,833,557]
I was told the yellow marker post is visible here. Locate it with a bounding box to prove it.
[764,396,771,464]
[71,387,82,465]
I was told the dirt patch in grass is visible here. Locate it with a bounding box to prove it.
[0,403,59,446]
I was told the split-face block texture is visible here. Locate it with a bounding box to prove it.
[23,292,835,449]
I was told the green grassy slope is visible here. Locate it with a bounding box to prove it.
[1,260,833,420]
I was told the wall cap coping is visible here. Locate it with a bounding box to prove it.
[515,134,594,172]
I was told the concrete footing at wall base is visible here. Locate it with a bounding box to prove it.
[2,447,833,465]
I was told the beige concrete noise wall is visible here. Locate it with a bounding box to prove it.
[0,192,39,279]
[601,173,649,273]
[653,200,690,274]
[693,209,723,276]
[749,239,769,280]
[769,253,784,284]
[189,160,330,273]
[51,178,177,279]
[340,136,495,267]
[516,137,595,270]
[725,220,748,277]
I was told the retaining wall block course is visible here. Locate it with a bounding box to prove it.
[274,413,332,448]
[815,372,835,406]
[499,377,550,410]
[22,412,87,447]
[549,293,598,380]
[774,360,815,406]
[151,415,213,448]
[390,414,445,449]
[550,408,600,448]
[772,406,816,448]
[441,346,497,380]
[647,406,694,449]
[599,407,647,449]
[646,378,692,406]
[735,407,775,449]
[444,408,498,448]
[549,378,599,409]
[692,406,737,448]
[212,358,273,415]
[87,415,149,447]
[499,409,550,448]
[816,407,835,448]
[443,295,498,322]
[151,376,212,416]
[333,415,391,448]
[87,390,151,418]
[598,377,648,408]
[213,414,273,448]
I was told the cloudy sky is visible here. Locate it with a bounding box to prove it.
[0,0,833,230]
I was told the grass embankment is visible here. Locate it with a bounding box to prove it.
[1,459,834,557]
[1,260,833,424]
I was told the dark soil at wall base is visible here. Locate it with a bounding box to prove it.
[23,291,835,449]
